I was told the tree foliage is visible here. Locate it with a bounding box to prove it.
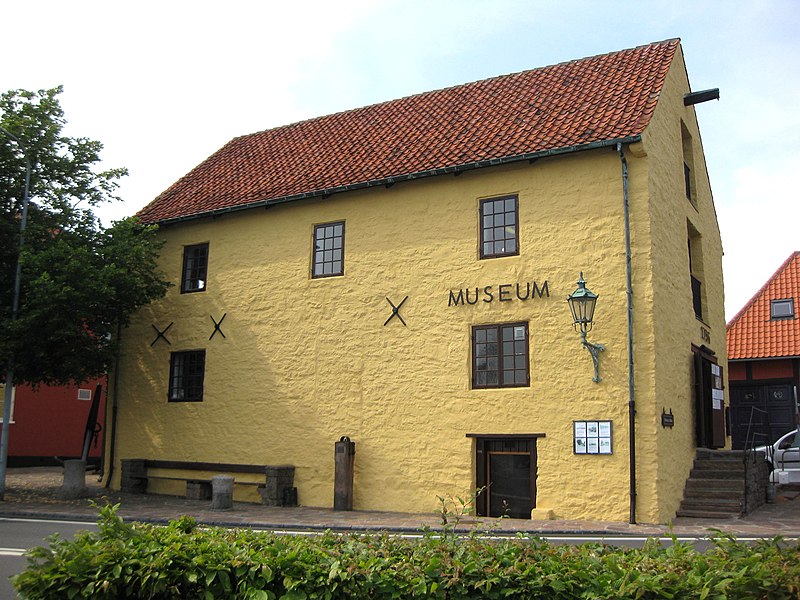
[0,87,170,385]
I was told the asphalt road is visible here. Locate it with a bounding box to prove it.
[0,517,98,600]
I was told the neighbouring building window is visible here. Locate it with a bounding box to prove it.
[771,298,795,320]
[181,243,209,293]
[472,322,529,388]
[312,221,345,278]
[480,196,519,258]
[168,350,206,402]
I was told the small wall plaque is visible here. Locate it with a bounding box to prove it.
[573,420,612,455]
[661,408,675,428]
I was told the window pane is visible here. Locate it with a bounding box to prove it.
[312,221,345,278]
[483,242,493,256]
[472,322,528,389]
[494,241,505,254]
[485,228,494,241]
[182,243,209,293]
[505,198,516,212]
[493,213,505,227]
[483,215,493,228]
[483,201,494,215]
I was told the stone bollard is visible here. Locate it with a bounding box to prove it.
[211,475,234,510]
[60,459,87,499]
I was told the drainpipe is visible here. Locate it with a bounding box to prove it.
[617,142,637,524]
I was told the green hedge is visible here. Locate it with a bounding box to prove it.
[13,504,800,599]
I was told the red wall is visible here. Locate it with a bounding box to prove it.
[751,359,794,380]
[2,378,106,462]
[728,359,794,382]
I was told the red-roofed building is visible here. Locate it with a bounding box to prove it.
[106,40,729,523]
[727,252,800,449]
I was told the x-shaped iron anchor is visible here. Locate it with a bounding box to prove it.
[209,313,227,340]
[150,322,174,347]
[384,296,408,326]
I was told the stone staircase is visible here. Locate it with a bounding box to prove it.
[676,449,748,518]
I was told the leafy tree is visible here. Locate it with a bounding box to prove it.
[0,86,170,385]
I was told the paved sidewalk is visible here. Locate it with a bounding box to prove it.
[1,467,799,538]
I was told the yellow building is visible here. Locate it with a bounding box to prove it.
[105,39,727,524]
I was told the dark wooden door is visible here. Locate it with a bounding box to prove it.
[730,383,795,449]
[694,351,726,448]
[475,437,537,519]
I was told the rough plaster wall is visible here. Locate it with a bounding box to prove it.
[641,44,728,523]
[109,150,665,522]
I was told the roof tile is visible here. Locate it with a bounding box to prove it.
[138,39,680,224]
[727,252,800,359]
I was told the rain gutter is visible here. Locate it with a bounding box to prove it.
[152,135,642,226]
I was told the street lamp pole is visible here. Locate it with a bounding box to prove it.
[0,126,32,500]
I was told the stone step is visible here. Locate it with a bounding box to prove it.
[696,449,746,460]
[693,460,744,473]
[689,467,745,480]
[676,507,741,519]
[685,478,745,492]
[682,487,744,501]
[679,496,743,511]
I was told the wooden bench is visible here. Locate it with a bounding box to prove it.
[120,459,296,506]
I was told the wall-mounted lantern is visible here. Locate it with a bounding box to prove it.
[567,273,605,383]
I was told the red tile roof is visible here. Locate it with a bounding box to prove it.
[727,252,800,359]
[137,39,680,224]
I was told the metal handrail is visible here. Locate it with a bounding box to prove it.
[742,405,773,463]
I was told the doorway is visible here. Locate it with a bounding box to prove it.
[730,383,795,449]
[473,435,540,519]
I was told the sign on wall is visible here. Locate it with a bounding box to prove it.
[574,420,613,455]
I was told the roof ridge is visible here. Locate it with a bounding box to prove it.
[231,38,682,144]
[726,250,800,330]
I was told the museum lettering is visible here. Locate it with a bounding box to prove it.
[448,281,550,306]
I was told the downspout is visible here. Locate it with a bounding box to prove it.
[617,142,637,524]
[103,323,123,488]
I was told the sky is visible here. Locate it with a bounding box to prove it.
[2,0,798,321]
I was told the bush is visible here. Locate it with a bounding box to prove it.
[13,504,800,599]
